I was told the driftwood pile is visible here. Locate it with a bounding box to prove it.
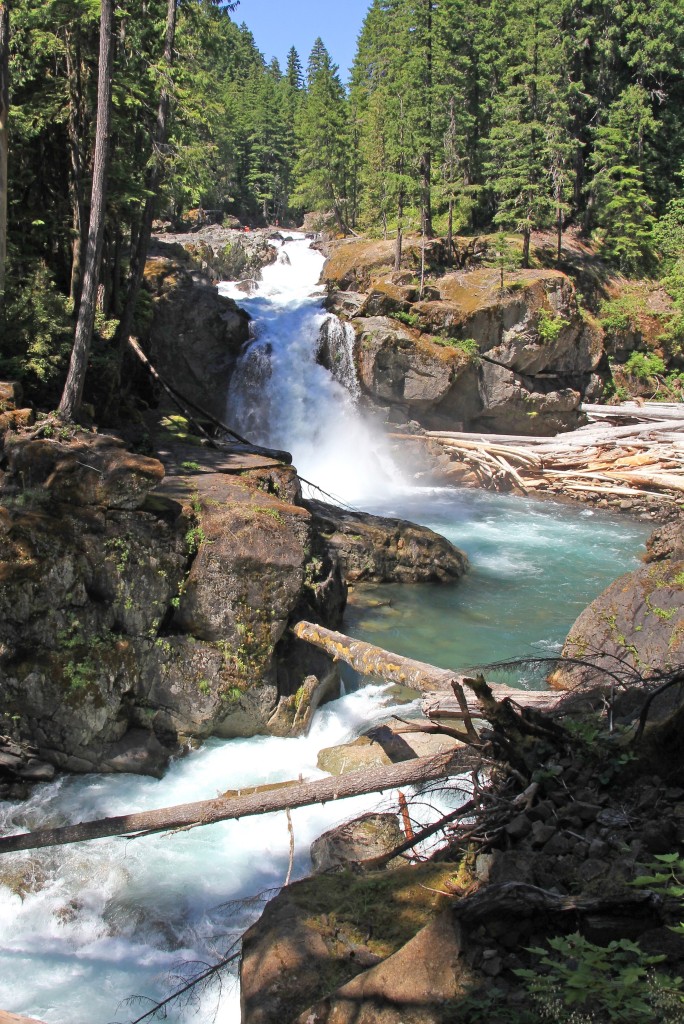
[420,402,684,503]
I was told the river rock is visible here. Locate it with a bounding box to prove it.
[551,557,684,692]
[0,431,348,774]
[240,863,456,1024]
[306,499,468,583]
[293,909,478,1024]
[318,725,464,776]
[151,226,279,282]
[310,813,405,873]
[2,434,164,510]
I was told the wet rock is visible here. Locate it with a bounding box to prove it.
[306,498,468,584]
[144,261,251,421]
[311,813,405,873]
[551,558,684,691]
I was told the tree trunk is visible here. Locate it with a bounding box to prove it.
[0,751,461,855]
[114,0,177,383]
[395,188,404,272]
[522,227,530,269]
[64,27,86,307]
[0,1,9,307]
[58,0,114,420]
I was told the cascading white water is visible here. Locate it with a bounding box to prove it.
[0,234,651,1024]
[221,235,400,505]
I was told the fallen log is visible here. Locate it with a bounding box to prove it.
[292,622,561,713]
[0,752,462,855]
[421,689,560,721]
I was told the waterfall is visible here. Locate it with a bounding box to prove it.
[221,235,400,505]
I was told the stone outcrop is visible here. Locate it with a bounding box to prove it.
[306,499,468,583]
[317,723,464,776]
[323,240,606,436]
[551,520,684,691]
[240,863,457,1024]
[142,247,251,421]
[0,383,34,434]
[0,427,468,776]
[345,269,604,436]
[150,226,278,283]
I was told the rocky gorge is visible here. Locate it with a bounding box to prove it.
[0,228,682,1024]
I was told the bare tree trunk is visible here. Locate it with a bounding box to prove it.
[522,227,531,269]
[64,26,86,307]
[114,0,177,382]
[0,1,9,308]
[58,0,114,420]
[395,188,404,272]
[0,751,462,855]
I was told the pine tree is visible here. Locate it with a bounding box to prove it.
[485,0,562,267]
[292,39,349,231]
[589,84,657,273]
[0,1,8,306]
[286,46,303,91]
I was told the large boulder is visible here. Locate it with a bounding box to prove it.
[306,499,468,583]
[0,433,347,774]
[310,813,405,873]
[551,545,684,692]
[240,864,456,1024]
[2,434,164,510]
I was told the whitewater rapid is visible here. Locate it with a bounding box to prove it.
[0,234,650,1024]
[220,235,402,505]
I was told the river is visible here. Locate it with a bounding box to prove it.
[0,235,650,1024]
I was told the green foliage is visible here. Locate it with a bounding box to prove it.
[537,309,570,345]
[624,351,666,382]
[391,310,421,329]
[599,294,647,335]
[515,932,683,1023]
[0,262,74,406]
[589,86,658,273]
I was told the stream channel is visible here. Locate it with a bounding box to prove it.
[0,236,651,1023]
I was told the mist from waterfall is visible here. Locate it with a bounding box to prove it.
[220,234,402,505]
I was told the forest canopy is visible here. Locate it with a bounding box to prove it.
[0,0,683,412]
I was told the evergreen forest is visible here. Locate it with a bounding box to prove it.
[1,0,684,413]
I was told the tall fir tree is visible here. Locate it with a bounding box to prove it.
[292,39,349,230]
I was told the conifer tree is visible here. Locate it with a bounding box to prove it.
[485,0,562,266]
[286,46,303,91]
[589,85,657,272]
[0,1,8,306]
[292,38,349,231]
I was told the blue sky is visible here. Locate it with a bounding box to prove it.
[233,0,371,82]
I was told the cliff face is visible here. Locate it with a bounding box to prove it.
[0,424,467,778]
[324,241,606,436]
